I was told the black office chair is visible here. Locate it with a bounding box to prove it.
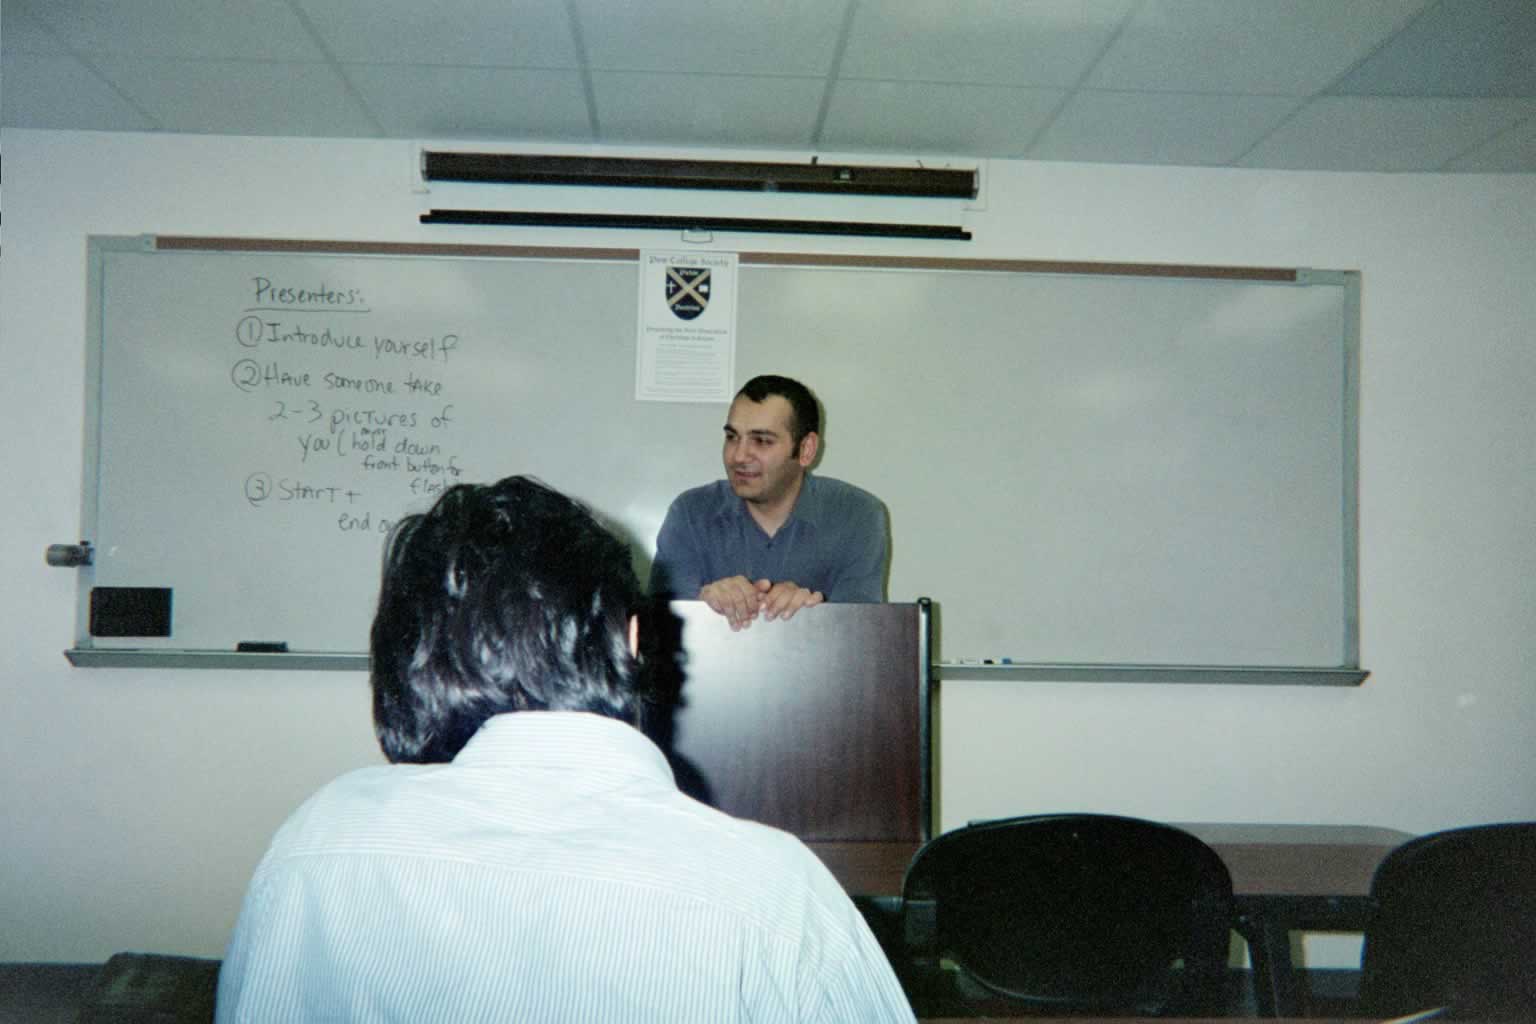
[899,813,1234,1017]
[1358,821,1536,1021]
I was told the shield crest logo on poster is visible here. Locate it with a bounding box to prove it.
[666,266,710,320]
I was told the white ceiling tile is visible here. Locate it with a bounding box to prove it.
[1443,114,1536,172]
[3,1,1531,171]
[0,52,155,130]
[2,3,69,55]
[1088,0,1432,96]
[25,0,325,61]
[840,0,1135,88]
[92,58,378,137]
[1239,96,1536,171]
[348,65,592,140]
[296,0,579,67]
[577,0,845,76]
[822,80,1064,156]
[593,72,822,147]
[1032,90,1301,166]
[1329,0,1536,98]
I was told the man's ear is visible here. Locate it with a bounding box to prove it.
[796,430,820,467]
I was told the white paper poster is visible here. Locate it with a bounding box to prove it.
[635,250,738,402]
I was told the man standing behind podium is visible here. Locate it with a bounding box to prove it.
[217,476,914,1023]
[651,375,888,630]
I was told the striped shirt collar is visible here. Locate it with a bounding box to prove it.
[454,710,676,787]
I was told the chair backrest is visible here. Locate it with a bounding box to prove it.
[901,813,1234,1015]
[1358,821,1536,1020]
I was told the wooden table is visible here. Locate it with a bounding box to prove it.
[1179,823,1410,895]
[1182,824,1412,1017]
[807,840,917,894]
[810,824,1409,897]
[812,823,1414,1019]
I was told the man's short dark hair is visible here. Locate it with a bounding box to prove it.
[736,375,820,451]
[370,475,642,764]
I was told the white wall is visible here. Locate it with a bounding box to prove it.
[3,129,1534,962]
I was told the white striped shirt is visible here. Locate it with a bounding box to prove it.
[217,711,915,1023]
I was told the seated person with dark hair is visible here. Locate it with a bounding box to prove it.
[216,476,914,1023]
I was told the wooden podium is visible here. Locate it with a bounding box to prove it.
[642,599,933,868]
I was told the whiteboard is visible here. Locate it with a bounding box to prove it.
[74,237,1358,671]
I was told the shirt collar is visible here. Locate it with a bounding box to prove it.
[454,711,676,788]
[721,473,818,532]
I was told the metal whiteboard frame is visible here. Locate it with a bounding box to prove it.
[65,237,1362,686]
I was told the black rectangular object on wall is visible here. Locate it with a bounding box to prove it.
[90,587,172,637]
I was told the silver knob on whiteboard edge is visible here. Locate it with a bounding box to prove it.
[45,542,94,567]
